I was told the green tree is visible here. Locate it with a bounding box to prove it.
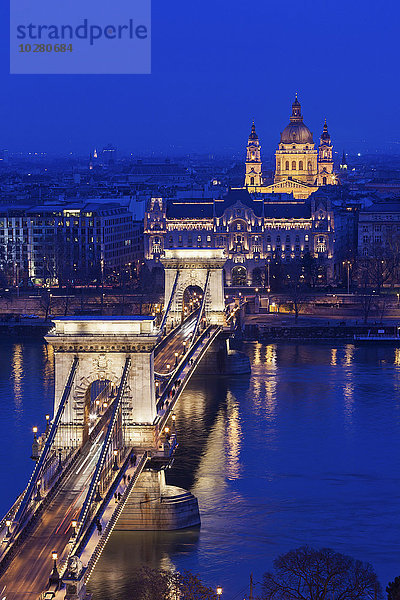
[261,546,381,600]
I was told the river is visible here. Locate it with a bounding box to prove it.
[1,339,400,599]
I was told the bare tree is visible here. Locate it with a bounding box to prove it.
[262,546,381,600]
[387,576,400,600]
[286,261,307,322]
[122,567,217,600]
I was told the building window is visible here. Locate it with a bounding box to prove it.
[285,161,289,170]
[316,236,326,253]
[292,161,296,170]
[363,235,369,243]
[307,161,312,170]
[299,161,303,170]
[323,177,327,185]
[250,176,254,185]
[237,224,241,231]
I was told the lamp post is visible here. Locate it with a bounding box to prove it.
[45,414,50,436]
[155,381,159,398]
[112,449,119,471]
[35,479,41,501]
[343,260,350,294]
[166,363,170,372]
[31,427,39,461]
[71,520,77,538]
[49,551,60,587]
[174,352,178,368]
[183,340,187,354]
[267,258,271,293]
[5,520,11,538]
[217,586,222,598]
[58,448,62,471]
[94,483,102,503]
[172,414,176,431]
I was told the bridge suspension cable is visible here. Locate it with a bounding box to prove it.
[190,270,210,343]
[73,356,131,547]
[14,356,79,529]
[159,269,180,332]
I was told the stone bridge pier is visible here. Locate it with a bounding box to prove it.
[45,317,160,450]
[162,248,226,328]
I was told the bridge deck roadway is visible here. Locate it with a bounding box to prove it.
[0,430,106,600]
[154,314,196,374]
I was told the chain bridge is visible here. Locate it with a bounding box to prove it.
[0,249,249,600]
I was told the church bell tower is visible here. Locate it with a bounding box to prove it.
[244,122,262,188]
[317,120,337,186]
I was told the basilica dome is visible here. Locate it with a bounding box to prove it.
[280,95,314,145]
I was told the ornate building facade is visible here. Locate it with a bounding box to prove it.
[245,96,338,199]
[144,189,342,286]
[144,97,345,287]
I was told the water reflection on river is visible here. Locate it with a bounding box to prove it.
[1,340,400,599]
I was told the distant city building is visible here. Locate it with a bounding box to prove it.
[0,201,139,286]
[244,96,339,199]
[358,201,400,258]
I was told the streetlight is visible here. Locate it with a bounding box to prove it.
[5,520,11,538]
[166,363,170,372]
[174,352,179,367]
[155,381,159,398]
[343,260,350,294]
[112,449,119,471]
[31,427,39,461]
[35,479,41,501]
[45,414,50,435]
[172,414,176,431]
[71,520,77,538]
[94,483,102,503]
[216,586,222,597]
[49,551,60,587]
[183,340,187,354]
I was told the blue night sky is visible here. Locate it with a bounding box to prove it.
[0,0,399,156]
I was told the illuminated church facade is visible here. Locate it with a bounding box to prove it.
[245,95,338,199]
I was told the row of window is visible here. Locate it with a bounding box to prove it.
[278,160,314,171]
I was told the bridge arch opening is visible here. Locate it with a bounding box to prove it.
[231,265,247,286]
[83,378,113,441]
[182,284,203,319]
